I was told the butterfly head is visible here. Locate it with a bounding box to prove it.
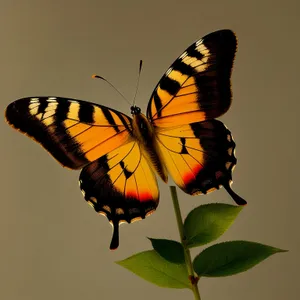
[130,105,141,115]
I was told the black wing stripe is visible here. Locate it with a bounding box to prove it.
[118,113,132,132]
[5,97,133,169]
[186,47,205,60]
[54,101,70,121]
[37,99,48,115]
[159,76,181,95]
[153,92,163,118]
[102,107,120,133]
[172,60,195,76]
[78,102,95,123]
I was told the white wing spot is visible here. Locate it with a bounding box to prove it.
[30,98,39,103]
[87,200,94,208]
[165,67,173,76]
[195,39,203,46]
[179,51,188,59]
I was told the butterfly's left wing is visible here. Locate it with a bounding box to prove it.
[79,140,159,249]
[5,97,133,169]
[5,97,159,249]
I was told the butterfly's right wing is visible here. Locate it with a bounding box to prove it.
[155,120,246,205]
[147,29,237,127]
[5,97,133,169]
[146,30,245,205]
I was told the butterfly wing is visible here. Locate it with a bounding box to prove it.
[5,97,132,169]
[147,29,246,205]
[147,29,236,127]
[79,140,159,249]
[155,121,245,205]
[5,96,159,249]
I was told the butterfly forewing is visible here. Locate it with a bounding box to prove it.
[147,29,237,127]
[5,97,133,169]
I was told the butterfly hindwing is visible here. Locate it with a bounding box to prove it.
[79,140,159,249]
[156,120,245,205]
[147,29,237,127]
[5,97,133,169]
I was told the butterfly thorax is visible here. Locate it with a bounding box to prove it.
[131,108,168,183]
[131,107,153,145]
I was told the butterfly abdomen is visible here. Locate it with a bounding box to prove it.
[132,112,168,183]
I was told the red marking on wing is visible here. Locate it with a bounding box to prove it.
[126,191,153,202]
[139,191,154,202]
[182,164,203,184]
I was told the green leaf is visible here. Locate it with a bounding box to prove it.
[193,240,287,277]
[184,203,243,248]
[116,250,191,289]
[148,238,185,264]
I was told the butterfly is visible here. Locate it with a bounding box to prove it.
[5,29,246,250]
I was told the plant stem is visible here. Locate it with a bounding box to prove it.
[170,186,201,300]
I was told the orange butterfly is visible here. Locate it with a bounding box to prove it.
[5,29,246,249]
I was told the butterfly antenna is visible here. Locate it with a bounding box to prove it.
[132,60,143,106]
[92,74,131,106]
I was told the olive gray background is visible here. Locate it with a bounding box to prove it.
[1,1,298,299]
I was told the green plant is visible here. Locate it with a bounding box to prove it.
[116,186,287,299]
